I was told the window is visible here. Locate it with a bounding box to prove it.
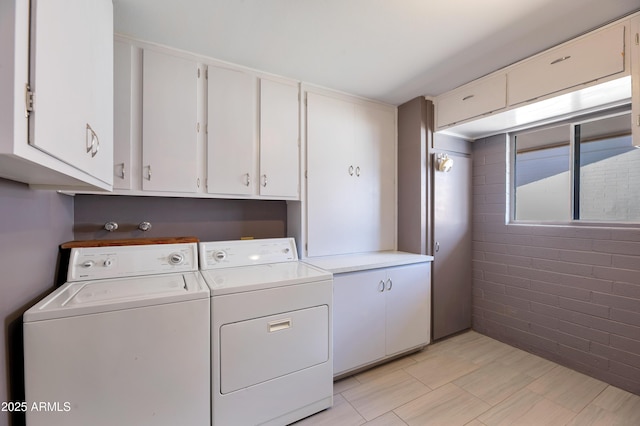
[512,109,639,223]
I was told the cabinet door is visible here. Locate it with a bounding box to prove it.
[385,263,431,355]
[353,103,396,254]
[306,92,358,256]
[436,73,506,128]
[508,24,625,106]
[207,66,257,195]
[142,50,200,193]
[28,0,113,185]
[113,40,133,190]
[259,78,299,198]
[333,270,386,375]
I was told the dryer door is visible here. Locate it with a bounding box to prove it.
[220,305,329,394]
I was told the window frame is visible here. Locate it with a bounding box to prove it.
[508,105,637,226]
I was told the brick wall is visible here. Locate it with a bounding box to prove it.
[472,134,640,394]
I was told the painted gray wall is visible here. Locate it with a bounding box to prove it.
[0,179,74,426]
[0,190,286,426]
[73,195,287,241]
[472,134,640,394]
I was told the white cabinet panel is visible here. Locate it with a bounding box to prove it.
[306,91,396,257]
[142,49,200,193]
[28,0,113,184]
[0,0,113,189]
[333,263,431,376]
[113,40,133,190]
[436,73,506,128]
[259,78,299,198]
[508,24,626,106]
[333,269,386,375]
[353,104,396,254]
[307,92,357,256]
[385,263,431,355]
[207,66,257,195]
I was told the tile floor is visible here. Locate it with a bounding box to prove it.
[293,330,640,425]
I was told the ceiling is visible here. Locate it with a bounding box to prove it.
[113,0,639,106]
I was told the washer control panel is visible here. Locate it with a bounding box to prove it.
[68,243,198,282]
[199,238,297,269]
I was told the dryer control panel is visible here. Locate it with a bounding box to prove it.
[200,238,298,269]
[68,243,199,281]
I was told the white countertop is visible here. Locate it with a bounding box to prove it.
[302,251,433,274]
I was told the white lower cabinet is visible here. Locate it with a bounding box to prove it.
[333,262,431,376]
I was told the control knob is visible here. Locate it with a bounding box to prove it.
[169,253,184,265]
[213,250,227,261]
[82,260,95,268]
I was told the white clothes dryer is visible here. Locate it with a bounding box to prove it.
[199,238,333,426]
[23,241,210,426]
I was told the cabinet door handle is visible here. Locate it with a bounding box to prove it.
[348,165,354,176]
[386,278,392,291]
[378,280,385,292]
[462,95,475,101]
[262,174,268,187]
[550,55,571,65]
[245,173,251,187]
[146,165,152,181]
[119,163,126,179]
[86,123,99,157]
[355,166,361,177]
[435,241,440,253]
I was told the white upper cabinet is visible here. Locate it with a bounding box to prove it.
[142,49,201,193]
[259,78,300,198]
[436,73,506,128]
[107,39,301,199]
[113,40,134,190]
[0,0,113,190]
[306,91,395,257]
[508,24,626,106]
[207,68,300,199]
[207,66,258,196]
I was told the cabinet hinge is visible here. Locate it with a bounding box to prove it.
[205,68,208,79]
[25,84,34,117]
[636,32,639,46]
[197,122,200,132]
[304,170,308,179]
[198,68,201,78]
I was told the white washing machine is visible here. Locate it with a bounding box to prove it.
[23,242,210,426]
[199,238,333,426]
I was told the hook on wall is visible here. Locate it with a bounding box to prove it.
[138,221,152,232]
[103,222,119,232]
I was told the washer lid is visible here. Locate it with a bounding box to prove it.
[200,261,332,296]
[24,272,209,322]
